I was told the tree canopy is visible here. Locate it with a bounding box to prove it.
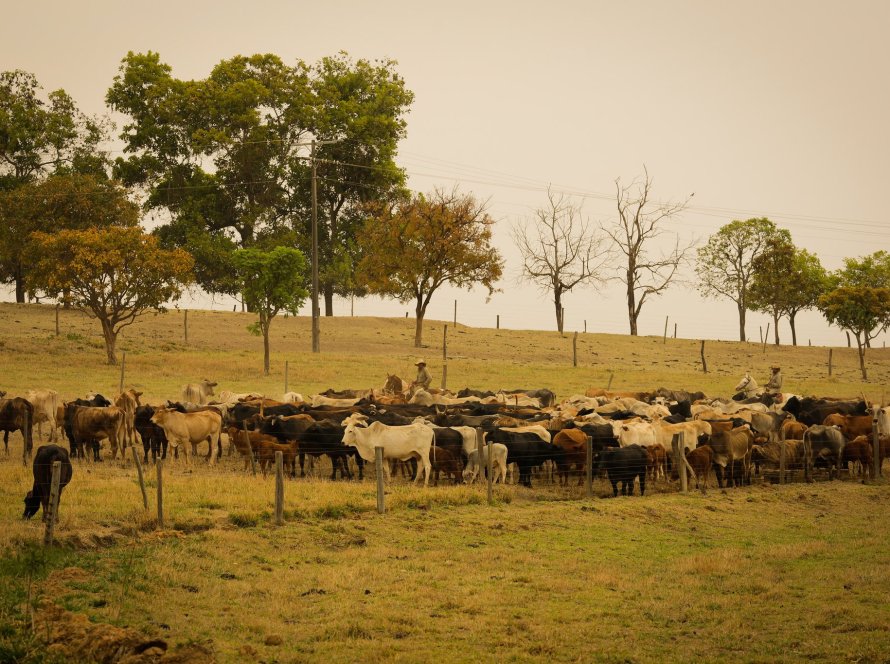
[696,217,789,342]
[25,227,194,364]
[106,51,413,310]
[357,188,503,347]
[818,286,890,380]
[231,246,308,374]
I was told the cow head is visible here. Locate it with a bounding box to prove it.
[22,491,40,520]
[202,379,217,395]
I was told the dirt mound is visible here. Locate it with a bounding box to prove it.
[34,600,215,663]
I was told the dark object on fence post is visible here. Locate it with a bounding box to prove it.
[607,372,614,390]
[156,460,164,530]
[55,303,60,337]
[442,325,448,390]
[846,331,851,347]
[284,360,289,394]
[873,415,880,480]
[779,439,786,485]
[275,451,284,525]
[700,340,708,373]
[573,331,578,367]
[762,323,769,353]
[828,348,833,376]
[119,351,126,394]
[43,460,62,547]
[585,436,593,499]
[375,446,385,514]
[243,426,256,477]
[673,322,677,339]
[486,441,493,505]
[663,316,668,344]
[453,299,457,326]
[184,309,188,344]
[497,315,499,330]
[131,446,148,509]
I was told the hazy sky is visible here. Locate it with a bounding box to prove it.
[2,0,888,348]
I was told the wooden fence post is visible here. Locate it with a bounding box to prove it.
[673,322,677,339]
[453,299,457,326]
[846,331,851,348]
[828,348,833,376]
[584,319,587,333]
[673,433,688,493]
[762,323,769,353]
[275,451,284,525]
[43,461,62,547]
[663,316,669,344]
[496,315,500,330]
[156,460,164,530]
[184,309,188,344]
[700,340,708,373]
[375,446,385,514]
[607,372,614,390]
[119,351,126,394]
[585,436,593,499]
[573,331,578,367]
[759,326,763,344]
[441,324,448,390]
[131,446,148,509]
[486,441,494,505]
[55,303,60,337]
[873,415,880,480]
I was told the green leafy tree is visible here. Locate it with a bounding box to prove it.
[294,53,414,315]
[232,246,308,375]
[696,218,789,342]
[0,70,109,299]
[25,227,194,364]
[0,174,138,303]
[833,251,890,349]
[747,236,796,345]
[818,286,890,380]
[357,188,503,348]
[782,249,829,346]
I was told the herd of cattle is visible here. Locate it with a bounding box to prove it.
[4,379,890,519]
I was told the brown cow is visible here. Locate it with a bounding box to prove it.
[430,446,463,485]
[646,445,667,481]
[552,428,588,485]
[750,439,806,481]
[781,419,808,441]
[684,445,713,490]
[842,437,874,478]
[850,434,889,476]
[66,404,124,461]
[708,427,754,488]
[151,408,222,464]
[0,396,34,461]
[115,388,143,453]
[823,413,873,441]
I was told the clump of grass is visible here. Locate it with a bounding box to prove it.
[313,502,369,520]
[228,512,260,528]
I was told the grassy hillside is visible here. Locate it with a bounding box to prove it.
[1,301,889,663]
[1,302,887,403]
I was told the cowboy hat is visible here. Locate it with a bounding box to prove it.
[414,359,426,366]
[770,365,780,370]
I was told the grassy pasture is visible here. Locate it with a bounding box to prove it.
[1,302,890,662]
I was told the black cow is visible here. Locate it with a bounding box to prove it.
[62,395,115,459]
[23,444,73,520]
[597,444,648,497]
[229,402,304,427]
[134,405,168,463]
[575,423,620,452]
[298,420,364,480]
[0,396,33,460]
[783,397,869,427]
[485,428,555,487]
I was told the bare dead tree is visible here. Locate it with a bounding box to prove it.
[606,167,695,336]
[513,187,611,334]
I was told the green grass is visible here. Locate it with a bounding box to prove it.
[1,301,890,662]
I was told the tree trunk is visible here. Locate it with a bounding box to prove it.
[14,272,25,303]
[626,274,638,336]
[737,303,746,342]
[414,299,426,348]
[789,312,798,346]
[857,336,867,381]
[554,291,563,334]
[324,285,334,317]
[263,325,270,376]
[773,313,780,345]
[100,319,118,365]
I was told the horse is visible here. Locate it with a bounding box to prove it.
[382,374,408,396]
[732,373,763,401]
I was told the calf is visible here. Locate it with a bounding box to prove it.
[23,445,73,521]
[646,445,667,481]
[850,434,889,476]
[552,429,588,485]
[134,405,168,463]
[842,437,873,478]
[684,445,713,490]
[150,408,222,464]
[430,446,463,485]
[0,396,34,460]
[597,444,647,496]
[708,428,754,488]
[463,444,509,484]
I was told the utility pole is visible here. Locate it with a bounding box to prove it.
[311,140,320,354]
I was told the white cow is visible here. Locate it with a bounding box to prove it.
[26,388,61,442]
[654,420,712,452]
[502,425,551,443]
[610,420,658,447]
[412,417,478,456]
[181,379,217,405]
[281,392,305,404]
[310,395,361,408]
[342,413,434,486]
[463,444,509,484]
